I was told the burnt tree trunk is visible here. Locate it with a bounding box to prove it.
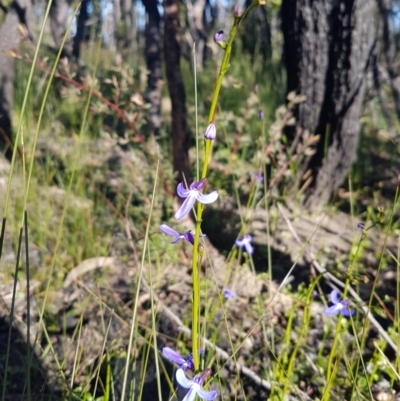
[142,0,162,135]
[163,0,190,183]
[281,0,376,211]
[0,0,33,157]
[72,0,89,61]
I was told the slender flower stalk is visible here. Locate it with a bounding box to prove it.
[190,2,256,372]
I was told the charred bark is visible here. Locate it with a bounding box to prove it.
[163,0,190,183]
[281,0,376,211]
[0,0,33,157]
[142,0,162,135]
[72,0,89,61]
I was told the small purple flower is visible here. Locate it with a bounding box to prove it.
[213,30,224,44]
[235,234,254,255]
[357,222,365,231]
[160,224,205,245]
[176,368,218,401]
[258,109,264,120]
[213,30,227,49]
[162,347,204,371]
[175,179,218,220]
[253,171,264,183]
[204,123,216,140]
[223,287,237,299]
[324,290,355,317]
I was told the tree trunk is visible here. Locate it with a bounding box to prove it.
[281,0,376,211]
[72,0,89,61]
[186,0,207,69]
[377,0,400,122]
[49,0,73,58]
[163,0,190,183]
[142,0,162,135]
[0,0,33,157]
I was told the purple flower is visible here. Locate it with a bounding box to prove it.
[357,222,365,231]
[160,224,205,245]
[253,171,264,183]
[204,123,216,140]
[213,30,227,49]
[235,234,254,255]
[258,109,264,120]
[224,287,237,299]
[162,347,204,371]
[176,368,218,401]
[213,30,224,44]
[324,290,355,317]
[175,179,218,220]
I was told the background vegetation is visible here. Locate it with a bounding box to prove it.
[0,0,400,400]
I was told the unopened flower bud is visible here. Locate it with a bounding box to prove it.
[204,123,216,140]
[234,4,242,17]
[213,30,227,49]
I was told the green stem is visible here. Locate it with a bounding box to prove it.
[191,5,255,372]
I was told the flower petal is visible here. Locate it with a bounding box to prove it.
[235,238,245,247]
[171,237,183,244]
[244,242,254,255]
[198,387,218,401]
[162,347,186,366]
[175,195,196,220]
[177,182,190,198]
[197,191,218,205]
[341,307,355,317]
[330,289,340,305]
[324,304,342,316]
[176,368,193,389]
[160,224,180,237]
[182,388,197,401]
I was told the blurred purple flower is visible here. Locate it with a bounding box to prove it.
[213,30,224,44]
[162,347,204,371]
[176,368,218,401]
[253,171,264,183]
[324,289,355,317]
[175,179,218,220]
[160,224,205,245]
[204,123,216,140]
[235,234,254,255]
[357,222,365,231]
[224,287,237,299]
[258,109,264,120]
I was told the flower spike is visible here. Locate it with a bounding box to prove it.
[175,179,218,220]
[176,368,218,401]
